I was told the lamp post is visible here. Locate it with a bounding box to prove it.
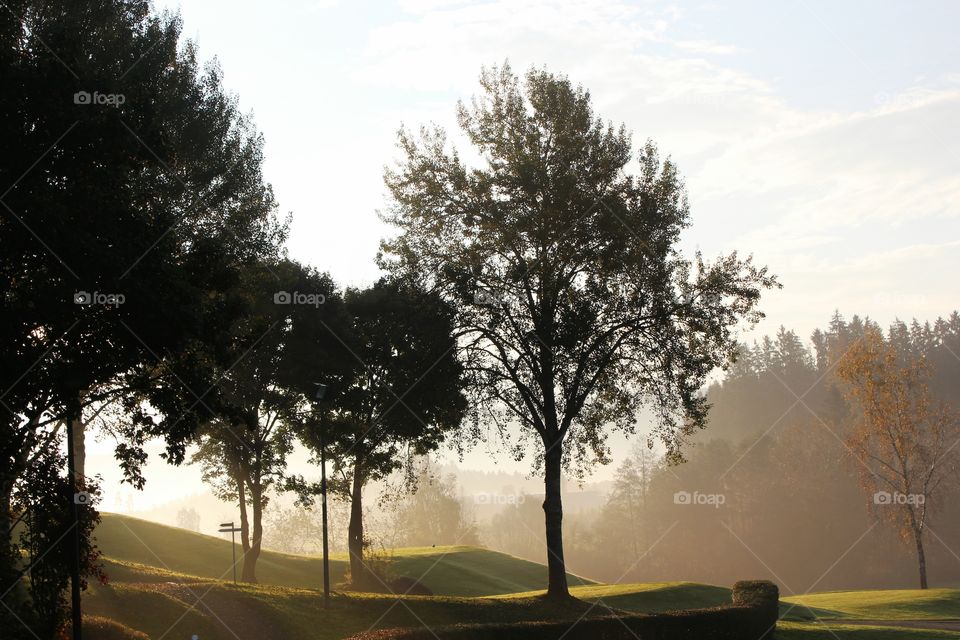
[314,383,331,608]
[218,521,242,583]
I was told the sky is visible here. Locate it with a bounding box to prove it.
[95,0,960,515]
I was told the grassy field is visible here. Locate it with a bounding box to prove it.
[96,513,590,595]
[775,621,960,639]
[492,581,733,612]
[783,588,960,620]
[84,514,960,640]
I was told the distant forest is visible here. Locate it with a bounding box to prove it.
[474,311,960,592]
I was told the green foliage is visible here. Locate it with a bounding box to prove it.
[380,62,777,596]
[382,62,777,466]
[1,0,283,624]
[294,279,467,587]
[8,442,104,639]
[315,280,467,482]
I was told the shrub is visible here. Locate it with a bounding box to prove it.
[389,576,434,596]
[733,580,779,639]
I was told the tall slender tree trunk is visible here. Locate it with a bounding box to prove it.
[348,462,367,588]
[908,509,929,589]
[0,486,18,594]
[543,440,569,598]
[242,483,262,583]
[70,393,86,483]
[914,528,928,589]
[237,478,251,581]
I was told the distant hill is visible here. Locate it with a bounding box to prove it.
[95,513,592,596]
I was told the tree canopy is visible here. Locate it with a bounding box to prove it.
[381,63,778,596]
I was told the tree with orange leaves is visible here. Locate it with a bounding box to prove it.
[836,328,960,589]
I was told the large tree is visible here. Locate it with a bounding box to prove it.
[380,64,777,597]
[0,0,282,627]
[836,328,960,589]
[302,280,467,588]
[192,260,345,583]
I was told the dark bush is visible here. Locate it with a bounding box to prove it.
[389,576,434,596]
[346,580,779,640]
[733,580,779,639]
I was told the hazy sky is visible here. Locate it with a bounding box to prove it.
[96,0,960,514]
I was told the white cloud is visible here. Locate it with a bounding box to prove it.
[674,39,742,55]
[348,0,960,340]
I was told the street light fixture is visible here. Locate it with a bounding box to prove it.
[314,383,331,608]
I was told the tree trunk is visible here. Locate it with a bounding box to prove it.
[0,486,22,602]
[543,441,569,599]
[915,528,928,589]
[348,462,367,588]
[70,408,86,484]
[237,477,251,580]
[242,483,262,583]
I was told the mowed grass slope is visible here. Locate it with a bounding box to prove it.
[84,581,608,640]
[82,579,960,640]
[783,588,960,620]
[88,514,960,640]
[97,513,345,589]
[492,581,732,612]
[96,513,590,595]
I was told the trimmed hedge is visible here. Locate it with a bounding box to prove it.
[733,580,779,637]
[346,580,779,640]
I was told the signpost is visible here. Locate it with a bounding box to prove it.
[218,522,242,583]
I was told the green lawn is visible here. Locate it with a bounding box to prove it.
[492,581,732,612]
[87,514,960,640]
[96,513,589,596]
[775,621,960,639]
[782,588,960,620]
[97,513,346,590]
[85,581,604,640]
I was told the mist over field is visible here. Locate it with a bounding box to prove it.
[3,2,959,640]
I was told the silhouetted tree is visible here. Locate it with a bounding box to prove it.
[381,63,777,597]
[0,0,282,624]
[303,280,466,588]
[192,260,344,582]
[10,442,104,639]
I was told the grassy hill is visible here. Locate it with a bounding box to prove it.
[86,514,960,640]
[96,513,591,595]
[492,581,733,612]
[81,579,960,640]
[783,588,960,620]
